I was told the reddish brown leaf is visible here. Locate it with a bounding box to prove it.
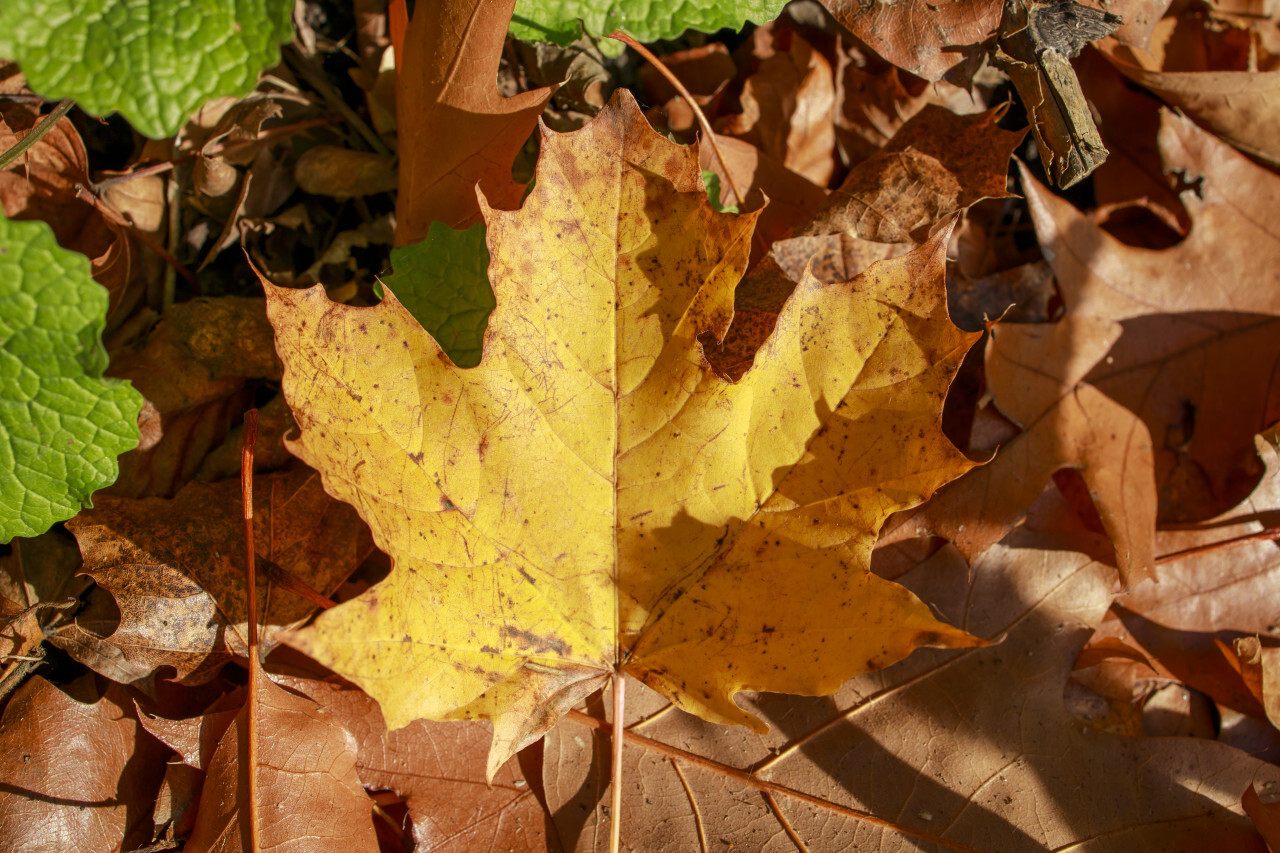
[822,0,1001,83]
[183,656,379,853]
[276,676,550,852]
[393,0,553,242]
[107,296,283,499]
[716,27,837,186]
[0,676,167,853]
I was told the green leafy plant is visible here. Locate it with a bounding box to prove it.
[0,0,293,138]
[0,214,142,542]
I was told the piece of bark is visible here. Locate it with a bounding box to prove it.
[997,0,1122,187]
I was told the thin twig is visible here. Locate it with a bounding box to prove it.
[606,31,746,209]
[0,98,74,171]
[566,709,986,853]
[241,408,262,853]
[1155,526,1280,566]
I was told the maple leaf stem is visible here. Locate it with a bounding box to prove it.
[566,709,986,853]
[242,408,260,652]
[610,670,625,853]
[241,408,264,853]
[1155,526,1280,566]
[606,30,747,209]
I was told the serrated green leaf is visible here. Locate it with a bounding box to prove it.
[0,214,143,543]
[377,223,494,369]
[702,170,740,214]
[0,0,293,139]
[510,0,786,46]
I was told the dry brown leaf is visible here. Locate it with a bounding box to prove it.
[1105,41,1280,167]
[394,0,553,242]
[542,541,1280,850]
[888,109,1280,582]
[716,27,837,186]
[821,0,1002,84]
[0,675,167,853]
[1074,433,1280,724]
[107,296,281,498]
[64,469,372,684]
[799,103,1023,244]
[295,145,399,199]
[183,656,379,853]
[277,675,550,851]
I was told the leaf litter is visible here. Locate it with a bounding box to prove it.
[4,0,1280,849]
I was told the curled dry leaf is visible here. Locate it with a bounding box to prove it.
[394,0,553,242]
[1104,42,1280,167]
[183,656,379,853]
[716,28,837,186]
[543,542,1280,851]
[265,91,983,778]
[65,469,373,684]
[0,675,168,853]
[889,110,1280,583]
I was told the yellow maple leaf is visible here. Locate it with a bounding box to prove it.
[263,91,984,778]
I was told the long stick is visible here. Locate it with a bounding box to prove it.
[241,409,262,853]
[610,670,625,853]
[606,31,746,210]
[0,98,74,171]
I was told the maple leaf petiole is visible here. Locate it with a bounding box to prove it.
[611,670,625,853]
[241,408,264,853]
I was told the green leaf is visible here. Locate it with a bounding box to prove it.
[702,170,740,214]
[0,214,143,543]
[510,0,787,46]
[0,0,293,139]
[378,223,494,369]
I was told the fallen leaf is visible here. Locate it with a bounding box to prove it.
[394,0,553,242]
[542,541,1280,850]
[1105,42,1280,167]
[295,145,399,199]
[798,103,1023,244]
[821,0,1002,84]
[106,296,281,498]
[1233,636,1280,729]
[0,675,167,853]
[1244,777,1280,851]
[716,27,837,186]
[265,90,983,777]
[887,109,1280,581]
[65,469,373,684]
[277,675,549,851]
[1073,432,1280,723]
[183,656,379,853]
